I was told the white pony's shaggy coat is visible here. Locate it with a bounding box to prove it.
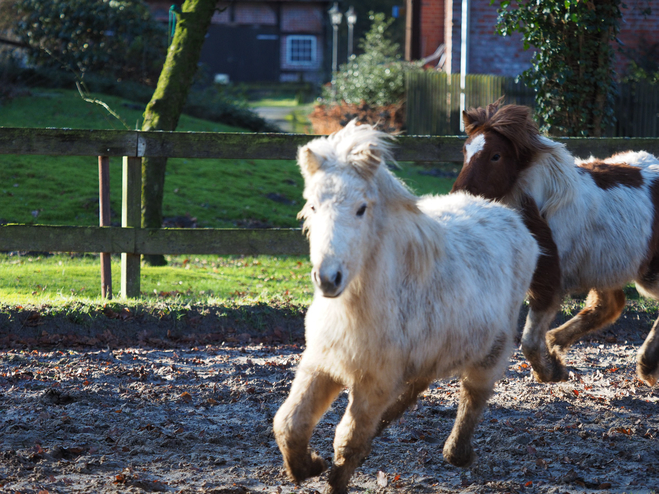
[273,122,539,494]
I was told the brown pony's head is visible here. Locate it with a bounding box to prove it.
[451,98,551,200]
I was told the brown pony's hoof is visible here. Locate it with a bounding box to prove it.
[526,347,568,383]
[285,452,327,483]
[637,358,658,387]
[442,439,476,468]
[532,362,569,383]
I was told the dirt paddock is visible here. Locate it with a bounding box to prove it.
[1,302,658,494]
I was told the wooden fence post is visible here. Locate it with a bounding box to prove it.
[121,156,141,298]
[98,156,112,299]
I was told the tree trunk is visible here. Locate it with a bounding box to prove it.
[141,0,217,266]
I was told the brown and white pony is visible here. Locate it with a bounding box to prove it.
[274,121,539,493]
[452,99,659,386]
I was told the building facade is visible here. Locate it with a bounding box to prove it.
[407,0,658,77]
[148,0,331,84]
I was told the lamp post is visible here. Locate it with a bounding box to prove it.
[346,6,357,59]
[329,2,342,74]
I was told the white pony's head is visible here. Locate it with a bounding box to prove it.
[297,121,397,298]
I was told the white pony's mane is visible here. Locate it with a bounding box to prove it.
[311,120,396,170]
[299,121,441,280]
[301,121,420,213]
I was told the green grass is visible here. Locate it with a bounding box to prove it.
[0,253,314,305]
[0,89,454,228]
[247,97,300,107]
[0,88,243,132]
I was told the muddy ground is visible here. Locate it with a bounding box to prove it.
[1,301,659,494]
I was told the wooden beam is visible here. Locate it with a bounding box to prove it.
[2,128,659,162]
[0,225,308,256]
[98,156,112,299]
[121,157,141,298]
[0,128,137,157]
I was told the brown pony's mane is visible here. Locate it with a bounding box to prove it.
[462,97,552,160]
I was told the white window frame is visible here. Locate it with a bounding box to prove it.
[286,35,317,66]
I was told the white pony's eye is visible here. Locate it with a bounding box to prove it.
[356,204,367,217]
[309,204,316,212]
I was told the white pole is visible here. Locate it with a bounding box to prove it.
[459,0,470,132]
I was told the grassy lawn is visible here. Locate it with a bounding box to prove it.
[0,89,454,228]
[0,253,313,306]
[0,88,455,304]
[247,97,299,107]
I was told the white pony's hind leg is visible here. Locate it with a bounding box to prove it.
[328,377,399,494]
[273,363,342,483]
[375,378,432,435]
[443,333,512,467]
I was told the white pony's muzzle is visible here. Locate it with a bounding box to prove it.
[312,259,345,298]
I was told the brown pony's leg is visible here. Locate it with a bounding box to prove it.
[327,378,398,494]
[546,288,625,354]
[638,318,659,386]
[375,379,432,436]
[519,194,567,383]
[273,364,342,483]
[521,299,567,383]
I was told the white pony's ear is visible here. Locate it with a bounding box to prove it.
[297,145,322,179]
[349,142,381,179]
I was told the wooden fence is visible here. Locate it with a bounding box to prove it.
[2,127,659,298]
[406,72,535,135]
[406,72,659,137]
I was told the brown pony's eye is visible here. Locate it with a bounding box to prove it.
[492,154,501,162]
[356,204,367,216]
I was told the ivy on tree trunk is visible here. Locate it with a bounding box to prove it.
[494,0,621,137]
[141,0,217,266]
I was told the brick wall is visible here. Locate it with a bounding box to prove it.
[616,0,659,75]
[211,3,231,24]
[281,4,323,33]
[468,0,532,76]
[234,3,277,25]
[420,0,444,59]
[442,0,532,76]
[444,0,461,73]
[209,2,276,25]
[280,4,324,83]
[436,0,658,78]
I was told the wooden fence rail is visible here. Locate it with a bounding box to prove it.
[2,127,659,298]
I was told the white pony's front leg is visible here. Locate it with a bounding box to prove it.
[274,359,342,483]
[327,377,399,494]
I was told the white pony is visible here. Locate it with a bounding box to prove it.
[452,100,659,386]
[273,121,539,494]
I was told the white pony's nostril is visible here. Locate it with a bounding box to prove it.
[334,271,342,287]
